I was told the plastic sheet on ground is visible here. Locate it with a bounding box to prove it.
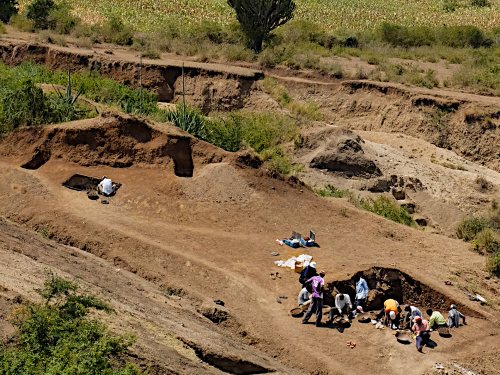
[274,254,313,269]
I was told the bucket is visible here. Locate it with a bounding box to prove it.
[294,262,304,273]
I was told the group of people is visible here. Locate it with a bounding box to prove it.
[376,298,466,351]
[298,265,369,327]
[297,266,467,351]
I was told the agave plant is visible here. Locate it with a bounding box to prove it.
[50,63,87,122]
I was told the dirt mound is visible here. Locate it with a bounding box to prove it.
[179,163,254,202]
[0,111,227,175]
[297,127,381,176]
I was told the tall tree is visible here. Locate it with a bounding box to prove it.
[0,0,18,23]
[227,0,295,52]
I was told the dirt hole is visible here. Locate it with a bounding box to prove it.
[169,138,194,178]
[21,149,50,170]
[184,341,272,375]
[62,174,121,195]
[326,267,480,317]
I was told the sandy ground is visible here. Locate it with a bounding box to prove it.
[0,114,499,374]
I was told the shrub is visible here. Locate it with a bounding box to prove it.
[163,104,206,139]
[49,1,79,34]
[443,1,459,12]
[204,114,243,152]
[486,252,500,275]
[380,23,434,48]
[26,0,56,30]
[457,217,492,241]
[0,0,18,23]
[260,145,298,175]
[141,49,161,59]
[93,16,134,46]
[471,0,490,7]
[472,228,500,254]
[315,184,350,198]
[0,271,141,374]
[222,44,255,62]
[228,0,296,51]
[359,196,415,227]
[0,21,5,34]
[9,11,34,32]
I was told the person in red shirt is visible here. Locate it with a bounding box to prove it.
[412,316,430,352]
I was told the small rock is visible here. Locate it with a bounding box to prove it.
[271,252,279,256]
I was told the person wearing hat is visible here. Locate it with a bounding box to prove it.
[448,304,466,328]
[426,309,447,330]
[402,304,423,329]
[299,261,318,286]
[376,298,401,329]
[302,270,326,327]
[354,272,369,316]
[412,316,430,352]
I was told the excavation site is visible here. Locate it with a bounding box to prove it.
[1,14,500,375]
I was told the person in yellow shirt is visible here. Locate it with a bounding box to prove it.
[376,298,402,329]
[426,309,447,330]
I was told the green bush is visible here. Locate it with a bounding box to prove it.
[359,196,415,227]
[472,228,500,254]
[163,104,206,139]
[0,271,141,374]
[26,0,56,30]
[49,1,79,34]
[471,0,490,7]
[457,217,492,241]
[486,252,500,275]
[0,21,5,34]
[443,1,459,12]
[0,0,18,23]
[9,12,35,32]
[315,184,350,198]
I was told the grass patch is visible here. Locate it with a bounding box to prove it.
[315,184,350,198]
[430,159,466,170]
[0,271,142,374]
[357,196,416,227]
[262,77,323,122]
[457,202,500,276]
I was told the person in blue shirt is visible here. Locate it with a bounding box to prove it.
[354,272,369,315]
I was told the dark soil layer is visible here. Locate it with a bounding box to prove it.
[326,267,481,317]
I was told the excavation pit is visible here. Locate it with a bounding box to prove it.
[62,174,121,196]
[325,267,481,318]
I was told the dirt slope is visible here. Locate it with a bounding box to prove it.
[0,113,499,375]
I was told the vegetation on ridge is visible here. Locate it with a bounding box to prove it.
[0,271,142,374]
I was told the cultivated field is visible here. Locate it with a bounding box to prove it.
[16,0,500,31]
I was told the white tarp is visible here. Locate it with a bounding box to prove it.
[274,254,313,269]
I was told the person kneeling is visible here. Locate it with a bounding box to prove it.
[412,316,430,352]
[98,176,115,197]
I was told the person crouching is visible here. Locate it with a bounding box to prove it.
[412,316,430,352]
[327,293,353,324]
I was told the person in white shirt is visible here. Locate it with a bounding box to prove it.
[98,176,114,196]
[327,293,353,324]
[298,287,310,311]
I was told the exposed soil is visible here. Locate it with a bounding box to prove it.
[0,112,499,375]
[1,33,500,375]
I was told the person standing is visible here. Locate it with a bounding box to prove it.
[448,304,466,328]
[354,272,369,314]
[426,309,448,330]
[412,316,430,352]
[299,261,317,286]
[302,270,326,327]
